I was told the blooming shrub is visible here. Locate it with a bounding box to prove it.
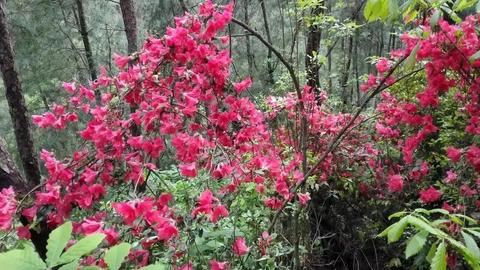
[0,1,479,269]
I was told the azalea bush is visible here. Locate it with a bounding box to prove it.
[0,0,479,269]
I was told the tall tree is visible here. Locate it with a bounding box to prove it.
[305,1,324,95]
[119,0,141,137]
[0,0,41,186]
[74,0,100,102]
[259,0,274,84]
[243,0,254,75]
[120,0,138,54]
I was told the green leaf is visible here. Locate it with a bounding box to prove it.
[387,216,408,243]
[406,230,429,258]
[364,0,390,22]
[431,241,446,270]
[407,216,448,238]
[139,263,170,270]
[462,231,480,260]
[0,246,46,270]
[58,260,79,270]
[388,0,400,18]
[426,242,438,263]
[104,243,131,270]
[430,10,441,28]
[453,0,478,11]
[453,214,477,225]
[82,267,102,270]
[466,228,480,239]
[58,233,105,265]
[388,211,407,220]
[47,221,73,267]
[476,0,480,12]
[428,209,449,215]
[404,42,420,70]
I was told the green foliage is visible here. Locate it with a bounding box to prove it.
[0,245,46,270]
[431,241,447,270]
[380,209,480,269]
[364,0,480,23]
[46,221,72,267]
[0,221,139,270]
[364,0,392,22]
[103,243,131,270]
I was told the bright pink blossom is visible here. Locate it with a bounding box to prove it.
[419,186,442,204]
[0,187,16,231]
[446,147,462,163]
[210,260,229,270]
[232,237,249,256]
[387,174,403,193]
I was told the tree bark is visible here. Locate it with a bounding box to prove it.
[0,0,41,186]
[305,1,323,96]
[120,0,138,54]
[119,0,141,137]
[0,137,31,194]
[243,0,254,75]
[74,0,100,103]
[259,0,274,84]
[340,35,353,108]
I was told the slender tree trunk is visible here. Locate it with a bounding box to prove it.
[120,0,138,53]
[244,0,254,75]
[340,35,353,108]
[354,28,361,106]
[74,0,100,103]
[259,0,274,84]
[305,1,323,96]
[178,0,188,13]
[0,0,41,186]
[119,0,141,137]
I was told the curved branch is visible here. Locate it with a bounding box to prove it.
[231,18,302,101]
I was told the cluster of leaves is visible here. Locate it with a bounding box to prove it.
[0,221,166,270]
[380,209,480,269]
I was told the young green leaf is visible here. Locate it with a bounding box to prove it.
[431,241,446,270]
[430,10,441,28]
[58,233,105,265]
[58,260,79,270]
[0,246,46,270]
[453,0,478,11]
[387,216,408,243]
[461,231,480,260]
[466,228,480,239]
[104,243,131,270]
[407,216,448,238]
[426,242,438,263]
[404,43,420,70]
[405,230,429,258]
[46,221,73,267]
[139,263,170,270]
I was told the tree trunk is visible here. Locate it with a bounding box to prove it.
[119,0,141,137]
[74,0,100,103]
[340,35,353,109]
[305,1,323,94]
[120,0,138,54]
[244,0,254,75]
[0,0,41,186]
[259,0,274,84]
